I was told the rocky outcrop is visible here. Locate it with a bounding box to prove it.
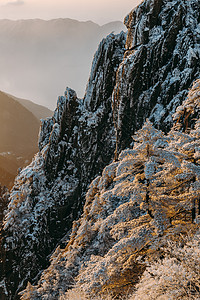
[0,32,126,299]
[113,0,200,153]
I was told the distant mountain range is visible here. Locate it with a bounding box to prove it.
[0,19,125,109]
[0,91,52,188]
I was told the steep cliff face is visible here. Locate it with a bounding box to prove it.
[113,0,200,153]
[0,32,126,299]
[20,81,200,299]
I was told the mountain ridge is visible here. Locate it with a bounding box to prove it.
[0,91,52,187]
[5,92,53,121]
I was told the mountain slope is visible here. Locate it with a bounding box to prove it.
[0,91,40,187]
[0,19,125,109]
[21,81,200,299]
[0,91,52,187]
[0,0,200,299]
[0,91,39,155]
[8,94,53,121]
[0,166,15,190]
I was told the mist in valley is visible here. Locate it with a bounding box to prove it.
[0,18,126,109]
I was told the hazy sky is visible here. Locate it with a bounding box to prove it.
[0,0,142,24]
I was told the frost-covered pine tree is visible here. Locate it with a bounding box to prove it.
[173,79,200,132]
[170,79,200,221]
[131,120,197,225]
[131,120,168,220]
[129,113,200,227]
[130,81,200,298]
[130,232,200,300]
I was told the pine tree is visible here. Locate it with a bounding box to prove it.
[131,233,200,300]
[173,79,200,132]
[130,119,200,224]
[171,80,200,221]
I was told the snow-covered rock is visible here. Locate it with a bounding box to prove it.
[113,0,200,154]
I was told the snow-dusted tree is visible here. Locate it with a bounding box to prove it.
[130,120,200,226]
[130,232,200,300]
[169,79,200,221]
[131,120,168,220]
[129,83,200,298]
[173,79,200,132]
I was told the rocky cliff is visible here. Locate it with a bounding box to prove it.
[0,32,126,299]
[113,0,200,153]
[1,0,200,299]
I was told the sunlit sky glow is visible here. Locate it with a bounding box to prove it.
[0,0,142,24]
